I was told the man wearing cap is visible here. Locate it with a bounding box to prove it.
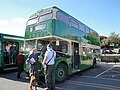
[42,44,56,90]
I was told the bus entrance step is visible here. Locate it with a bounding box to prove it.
[4,63,16,68]
[3,67,17,71]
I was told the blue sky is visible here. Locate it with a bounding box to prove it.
[0,0,120,36]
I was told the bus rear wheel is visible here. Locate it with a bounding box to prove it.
[93,58,96,68]
[0,67,3,73]
[55,63,68,82]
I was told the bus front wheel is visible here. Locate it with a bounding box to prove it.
[55,63,68,82]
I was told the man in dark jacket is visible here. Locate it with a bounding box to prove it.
[16,51,25,79]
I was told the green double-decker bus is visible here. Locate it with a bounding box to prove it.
[24,6,101,82]
[0,33,24,71]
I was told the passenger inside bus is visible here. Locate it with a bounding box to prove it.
[4,43,9,64]
[4,48,9,64]
[4,42,18,64]
[10,43,16,64]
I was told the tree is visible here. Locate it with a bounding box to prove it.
[109,32,120,48]
[101,32,120,49]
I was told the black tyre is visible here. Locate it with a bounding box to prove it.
[0,67,3,73]
[55,63,68,82]
[93,58,96,68]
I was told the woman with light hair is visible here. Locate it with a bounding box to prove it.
[27,48,41,87]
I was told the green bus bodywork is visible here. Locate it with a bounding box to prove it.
[0,33,24,71]
[24,6,101,82]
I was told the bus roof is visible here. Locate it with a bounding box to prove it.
[29,6,98,35]
[0,33,24,41]
[0,33,24,38]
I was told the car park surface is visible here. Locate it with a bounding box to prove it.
[1,62,120,90]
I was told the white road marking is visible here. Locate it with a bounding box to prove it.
[65,80,120,90]
[55,87,65,90]
[94,66,114,78]
[81,75,120,82]
[38,87,64,90]
[55,65,120,90]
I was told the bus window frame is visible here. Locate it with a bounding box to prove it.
[86,27,90,33]
[70,18,79,29]
[25,40,36,52]
[38,12,53,22]
[56,11,70,25]
[52,41,68,54]
[37,40,47,51]
[79,23,85,32]
[27,16,38,26]
[34,24,47,31]
[29,27,33,32]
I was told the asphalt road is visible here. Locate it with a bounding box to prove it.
[1,62,120,90]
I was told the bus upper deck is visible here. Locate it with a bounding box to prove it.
[25,6,100,45]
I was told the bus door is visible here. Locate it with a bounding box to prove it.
[72,42,80,70]
[4,41,19,64]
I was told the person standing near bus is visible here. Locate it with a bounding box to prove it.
[16,51,25,79]
[27,48,41,87]
[42,44,56,90]
[10,43,15,64]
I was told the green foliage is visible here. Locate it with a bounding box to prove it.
[81,54,92,61]
[101,32,120,48]
[81,55,86,61]
[84,33,101,46]
[95,54,101,59]
[87,35,100,46]
[87,54,92,60]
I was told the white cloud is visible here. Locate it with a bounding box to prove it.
[0,26,25,36]
[0,19,9,26]
[0,17,26,36]
[12,17,27,24]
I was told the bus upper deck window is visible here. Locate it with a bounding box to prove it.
[29,27,33,32]
[39,13,52,22]
[70,18,79,29]
[79,23,85,32]
[27,16,38,25]
[57,11,69,25]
